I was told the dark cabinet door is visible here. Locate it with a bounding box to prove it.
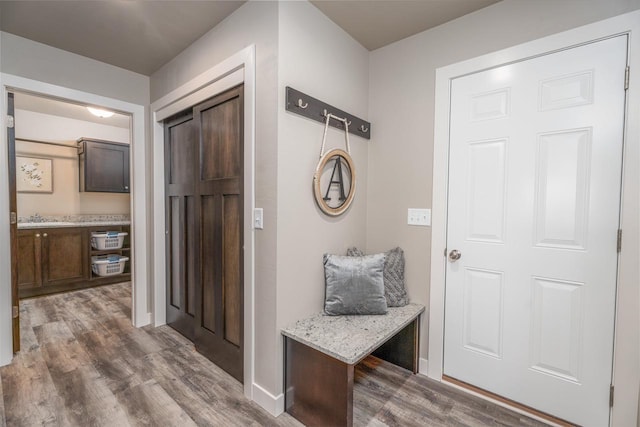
[17,227,89,298]
[16,229,42,291]
[41,228,89,286]
[79,139,130,193]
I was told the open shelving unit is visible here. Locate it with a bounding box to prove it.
[88,224,132,285]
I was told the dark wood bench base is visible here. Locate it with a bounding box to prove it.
[284,318,420,427]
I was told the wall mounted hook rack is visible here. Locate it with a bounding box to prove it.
[285,86,371,140]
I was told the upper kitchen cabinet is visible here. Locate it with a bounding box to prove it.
[78,138,130,193]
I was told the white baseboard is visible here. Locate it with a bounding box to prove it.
[252,383,284,417]
[0,351,11,367]
[134,311,152,328]
[419,357,429,376]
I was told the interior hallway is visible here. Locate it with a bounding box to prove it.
[0,283,545,426]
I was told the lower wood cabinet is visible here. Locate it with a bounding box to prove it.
[17,225,131,299]
[44,228,89,286]
[16,230,43,291]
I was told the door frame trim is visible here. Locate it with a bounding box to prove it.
[150,45,256,399]
[0,74,150,366]
[430,11,640,426]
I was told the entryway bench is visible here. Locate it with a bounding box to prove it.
[282,303,425,427]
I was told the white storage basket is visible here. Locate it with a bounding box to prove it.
[91,255,129,277]
[91,231,127,250]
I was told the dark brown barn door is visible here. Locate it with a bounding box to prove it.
[7,92,19,352]
[165,85,244,382]
[165,112,197,341]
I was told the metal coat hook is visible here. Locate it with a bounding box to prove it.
[322,109,351,127]
[359,125,369,133]
[297,99,308,109]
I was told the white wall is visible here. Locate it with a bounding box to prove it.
[151,1,370,407]
[367,0,640,425]
[275,0,369,397]
[15,109,130,217]
[367,0,640,366]
[2,32,148,105]
[0,10,6,366]
[150,0,281,401]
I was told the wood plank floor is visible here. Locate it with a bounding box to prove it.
[0,283,547,427]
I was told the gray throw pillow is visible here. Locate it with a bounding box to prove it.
[323,253,388,315]
[346,247,409,307]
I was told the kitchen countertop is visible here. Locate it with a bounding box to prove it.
[17,214,130,229]
[18,221,130,229]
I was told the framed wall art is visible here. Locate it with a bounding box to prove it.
[16,156,53,193]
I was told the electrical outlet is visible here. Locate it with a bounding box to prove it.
[254,208,264,229]
[407,208,431,226]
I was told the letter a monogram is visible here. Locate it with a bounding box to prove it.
[323,156,347,202]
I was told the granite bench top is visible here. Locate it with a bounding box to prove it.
[281,303,425,365]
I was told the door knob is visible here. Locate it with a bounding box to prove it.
[448,249,462,262]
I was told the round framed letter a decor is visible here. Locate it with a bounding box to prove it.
[313,112,357,216]
[313,148,356,216]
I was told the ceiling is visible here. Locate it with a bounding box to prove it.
[14,92,130,129]
[311,0,500,51]
[0,0,500,76]
[2,0,500,123]
[0,1,247,76]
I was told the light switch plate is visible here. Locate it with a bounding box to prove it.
[408,208,431,226]
[254,208,264,229]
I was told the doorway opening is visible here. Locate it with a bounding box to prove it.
[164,85,244,382]
[8,90,134,352]
[151,45,255,399]
[0,73,149,367]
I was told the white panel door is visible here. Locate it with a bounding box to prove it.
[444,36,627,426]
